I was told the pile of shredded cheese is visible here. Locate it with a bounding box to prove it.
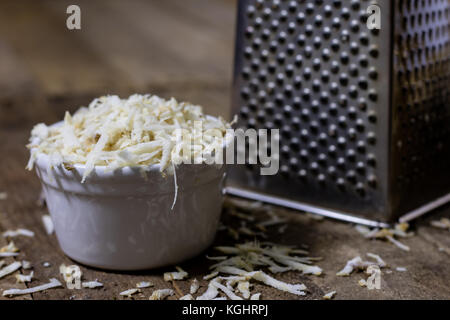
[27,94,234,182]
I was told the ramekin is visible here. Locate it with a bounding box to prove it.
[33,150,226,270]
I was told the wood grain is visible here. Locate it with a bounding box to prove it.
[0,0,449,300]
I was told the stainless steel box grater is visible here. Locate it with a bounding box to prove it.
[226,0,450,227]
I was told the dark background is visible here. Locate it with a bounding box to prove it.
[0,0,236,130]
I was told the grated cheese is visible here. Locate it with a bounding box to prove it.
[16,271,34,283]
[323,291,336,300]
[136,281,154,289]
[227,227,240,241]
[430,218,450,231]
[196,280,220,300]
[366,253,386,268]
[203,271,219,281]
[215,267,307,296]
[120,288,140,297]
[2,278,62,297]
[149,288,174,300]
[206,255,228,261]
[358,279,367,287]
[248,271,306,296]
[336,257,364,276]
[0,253,18,258]
[163,266,188,281]
[211,279,243,300]
[27,94,234,183]
[171,163,179,209]
[337,253,386,277]
[0,241,19,257]
[214,242,322,276]
[278,225,288,234]
[190,279,199,294]
[250,293,261,300]
[355,223,412,252]
[0,261,22,279]
[82,280,104,289]
[59,264,82,289]
[238,221,267,239]
[385,235,410,252]
[195,238,324,299]
[228,209,256,222]
[3,229,35,238]
[257,217,287,228]
[42,215,54,235]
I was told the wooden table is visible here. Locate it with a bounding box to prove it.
[0,0,449,300]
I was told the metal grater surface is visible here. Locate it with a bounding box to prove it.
[227,0,450,226]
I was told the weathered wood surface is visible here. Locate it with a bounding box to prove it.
[0,0,449,300]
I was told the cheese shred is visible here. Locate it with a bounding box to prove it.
[27,94,233,183]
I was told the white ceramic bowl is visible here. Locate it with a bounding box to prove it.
[34,151,226,270]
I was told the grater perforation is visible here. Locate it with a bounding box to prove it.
[228,0,450,224]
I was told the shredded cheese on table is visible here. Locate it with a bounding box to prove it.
[323,291,336,300]
[0,252,19,258]
[190,279,199,294]
[211,279,243,300]
[250,293,261,300]
[42,215,54,235]
[0,261,22,279]
[336,253,386,277]
[354,223,412,252]
[59,264,83,289]
[27,94,234,183]
[237,281,251,299]
[82,280,104,289]
[22,260,32,269]
[0,241,19,257]
[149,288,174,300]
[136,281,153,289]
[2,278,62,297]
[120,288,141,297]
[196,279,220,300]
[16,271,34,283]
[213,242,322,276]
[163,266,188,281]
[430,218,450,231]
[192,240,322,299]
